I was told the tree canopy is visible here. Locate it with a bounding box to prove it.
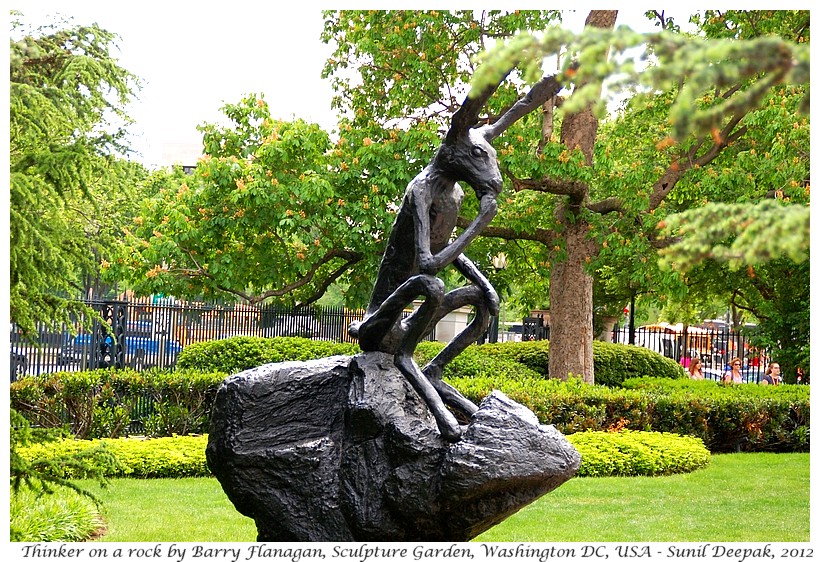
[108,9,809,380]
[109,97,363,305]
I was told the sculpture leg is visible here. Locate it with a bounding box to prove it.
[423,285,493,417]
[394,276,465,442]
[354,275,439,352]
[356,275,463,442]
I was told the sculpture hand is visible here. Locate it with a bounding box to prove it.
[479,194,498,216]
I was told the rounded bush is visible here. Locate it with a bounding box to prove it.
[592,341,685,386]
[567,429,711,477]
[433,339,685,385]
[176,336,359,374]
[470,340,551,377]
[415,341,542,380]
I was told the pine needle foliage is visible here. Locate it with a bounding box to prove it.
[10,408,121,515]
[9,13,141,337]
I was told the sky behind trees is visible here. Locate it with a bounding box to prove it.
[13,4,702,168]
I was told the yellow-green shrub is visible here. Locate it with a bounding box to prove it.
[567,429,711,477]
[17,435,210,478]
[17,431,709,479]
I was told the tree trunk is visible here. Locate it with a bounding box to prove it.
[547,10,617,383]
[548,220,596,382]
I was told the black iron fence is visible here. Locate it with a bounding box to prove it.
[10,298,773,384]
[610,322,769,383]
[10,299,435,380]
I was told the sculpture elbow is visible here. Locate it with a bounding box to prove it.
[418,254,437,274]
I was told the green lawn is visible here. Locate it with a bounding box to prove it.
[476,453,809,542]
[81,452,809,542]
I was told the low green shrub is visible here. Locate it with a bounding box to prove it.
[591,341,685,386]
[418,340,684,385]
[453,376,655,434]
[462,340,552,377]
[17,435,210,478]
[176,337,683,385]
[10,368,227,439]
[449,375,810,452]
[621,377,810,452]
[415,342,542,380]
[567,429,711,477]
[176,336,359,374]
[11,338,808,453]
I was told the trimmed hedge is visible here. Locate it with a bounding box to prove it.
[416,340,684,386]
[176,336,359,374]
[621,377,811,452]
[11,338,808,452]
[450,375,810,453]
[415,342,543,380]
[591,341,685,386]
[10,368,226,439]
[176,337,683,385]
[16,430,709,479]
[17,435,211,478]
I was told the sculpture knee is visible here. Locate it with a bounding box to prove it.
[417,275,446,305]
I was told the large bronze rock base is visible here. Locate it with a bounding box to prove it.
[207,352,581,541]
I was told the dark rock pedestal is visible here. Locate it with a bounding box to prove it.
[207,352,581,541]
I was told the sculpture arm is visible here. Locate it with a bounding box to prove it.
[454,254,499,316]
[417,193,497,274]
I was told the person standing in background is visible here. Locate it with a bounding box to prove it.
[760,363,782,385]
[688,356,704,380]
[723,357,744,384]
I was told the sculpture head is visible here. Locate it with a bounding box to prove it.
[436,126,503,199]
[438,70,567,200]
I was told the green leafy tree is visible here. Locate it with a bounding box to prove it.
[322,9,808,382]
[110,96,375,306]
[10,14,142,335]
[650,11,811,377]
[659,200,809,269]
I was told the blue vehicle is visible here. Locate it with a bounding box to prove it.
[57,321,182,370]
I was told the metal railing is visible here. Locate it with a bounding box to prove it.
[10,298,771,384]
[610,322,768,383]
[10,299,435,380]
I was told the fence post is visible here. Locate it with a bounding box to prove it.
[92,300,127,370]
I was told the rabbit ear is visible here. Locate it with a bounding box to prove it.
[483,69,568,141]
[445,70,510,145]
[446,64,572,145]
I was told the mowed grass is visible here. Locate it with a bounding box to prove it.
[476,453,810,542]
[79,453,809,542]
[85,478,257,542]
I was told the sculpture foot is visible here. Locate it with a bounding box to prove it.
[396,354,463,442]
[424,365,479,419]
